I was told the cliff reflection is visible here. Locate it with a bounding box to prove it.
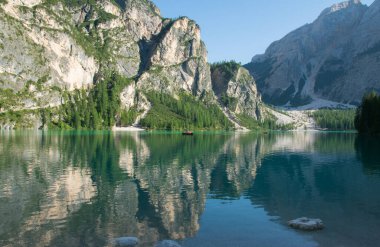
[0,132,237,246]
[1,131,375,247]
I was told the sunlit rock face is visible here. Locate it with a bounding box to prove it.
[211,64,263,120]
[1,1,97,92]
[122,0,162,40]
[137,17,212,98]
[7,0,42,7]
[0,0,162,94]
[0,0,212,114]
[245,0,380,107]
[150,18,204,66]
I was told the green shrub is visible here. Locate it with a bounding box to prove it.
[120,107,139,126]
[210,60,241,80]
[237,113,294,131]
[220,93,238,109]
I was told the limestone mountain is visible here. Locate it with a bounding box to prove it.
[245,0,380,108]
[0,0,265,129]
[0,0,209,104]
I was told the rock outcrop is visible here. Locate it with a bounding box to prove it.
[245,0,380,107]
[137,17,212,98]
[211,62,263,121]
[113,236,139,246]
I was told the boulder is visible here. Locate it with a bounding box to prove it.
[288,217,324,231]
[113,237,139,247]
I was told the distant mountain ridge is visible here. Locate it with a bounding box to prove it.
[245,0,380,108]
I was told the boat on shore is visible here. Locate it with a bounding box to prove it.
[182,131,193,136]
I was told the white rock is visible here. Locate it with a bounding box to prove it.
[9,0,42,7]
[288,217,324,231]
[113,237,139,247]
[150,18,204,66]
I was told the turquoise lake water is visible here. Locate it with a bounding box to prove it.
[0,131,380,247]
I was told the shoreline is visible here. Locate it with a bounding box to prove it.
[112,126,146,132]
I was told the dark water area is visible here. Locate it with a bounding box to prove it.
[0,131,380,247]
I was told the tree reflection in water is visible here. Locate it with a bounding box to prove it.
[355,135,380,174]
[1,131,380,247]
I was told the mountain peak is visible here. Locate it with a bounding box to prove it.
[319,0,363,17]
[245,0,380,107]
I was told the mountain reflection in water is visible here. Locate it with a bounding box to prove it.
[0,131,380,247]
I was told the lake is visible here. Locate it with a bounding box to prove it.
[1,131,380,247]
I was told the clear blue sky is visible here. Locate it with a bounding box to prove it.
[152,0,375,63]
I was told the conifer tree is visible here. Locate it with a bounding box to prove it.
[355,91,380,134]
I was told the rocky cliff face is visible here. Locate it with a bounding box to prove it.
[0,1,210,104]
[0,0,97,111]
[211,62,263,121]
[2,0,259,129]
[136,17,212,97]
[0,0,271,130]
[245,0,380,107]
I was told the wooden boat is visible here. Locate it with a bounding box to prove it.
[182,131,194,136]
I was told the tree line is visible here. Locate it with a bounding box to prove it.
[140,92,232,130]
[355,91,380,135]
[45,71,132,129]
[311,109,356,130]
[45,77,233,130]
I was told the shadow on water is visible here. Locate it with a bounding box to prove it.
[1,131,380,247]
[355,135,380,174]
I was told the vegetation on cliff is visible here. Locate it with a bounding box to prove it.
[140,92,232,130]
[210,61,241,80]
[47,71,133,129]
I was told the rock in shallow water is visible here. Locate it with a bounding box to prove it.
[113,237,139,247]
[154,240,182,247]
[288,217,324,231]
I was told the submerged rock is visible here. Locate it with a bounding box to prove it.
[154,240,182,247]
[288,217,324,231]
[113,237,139,247]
